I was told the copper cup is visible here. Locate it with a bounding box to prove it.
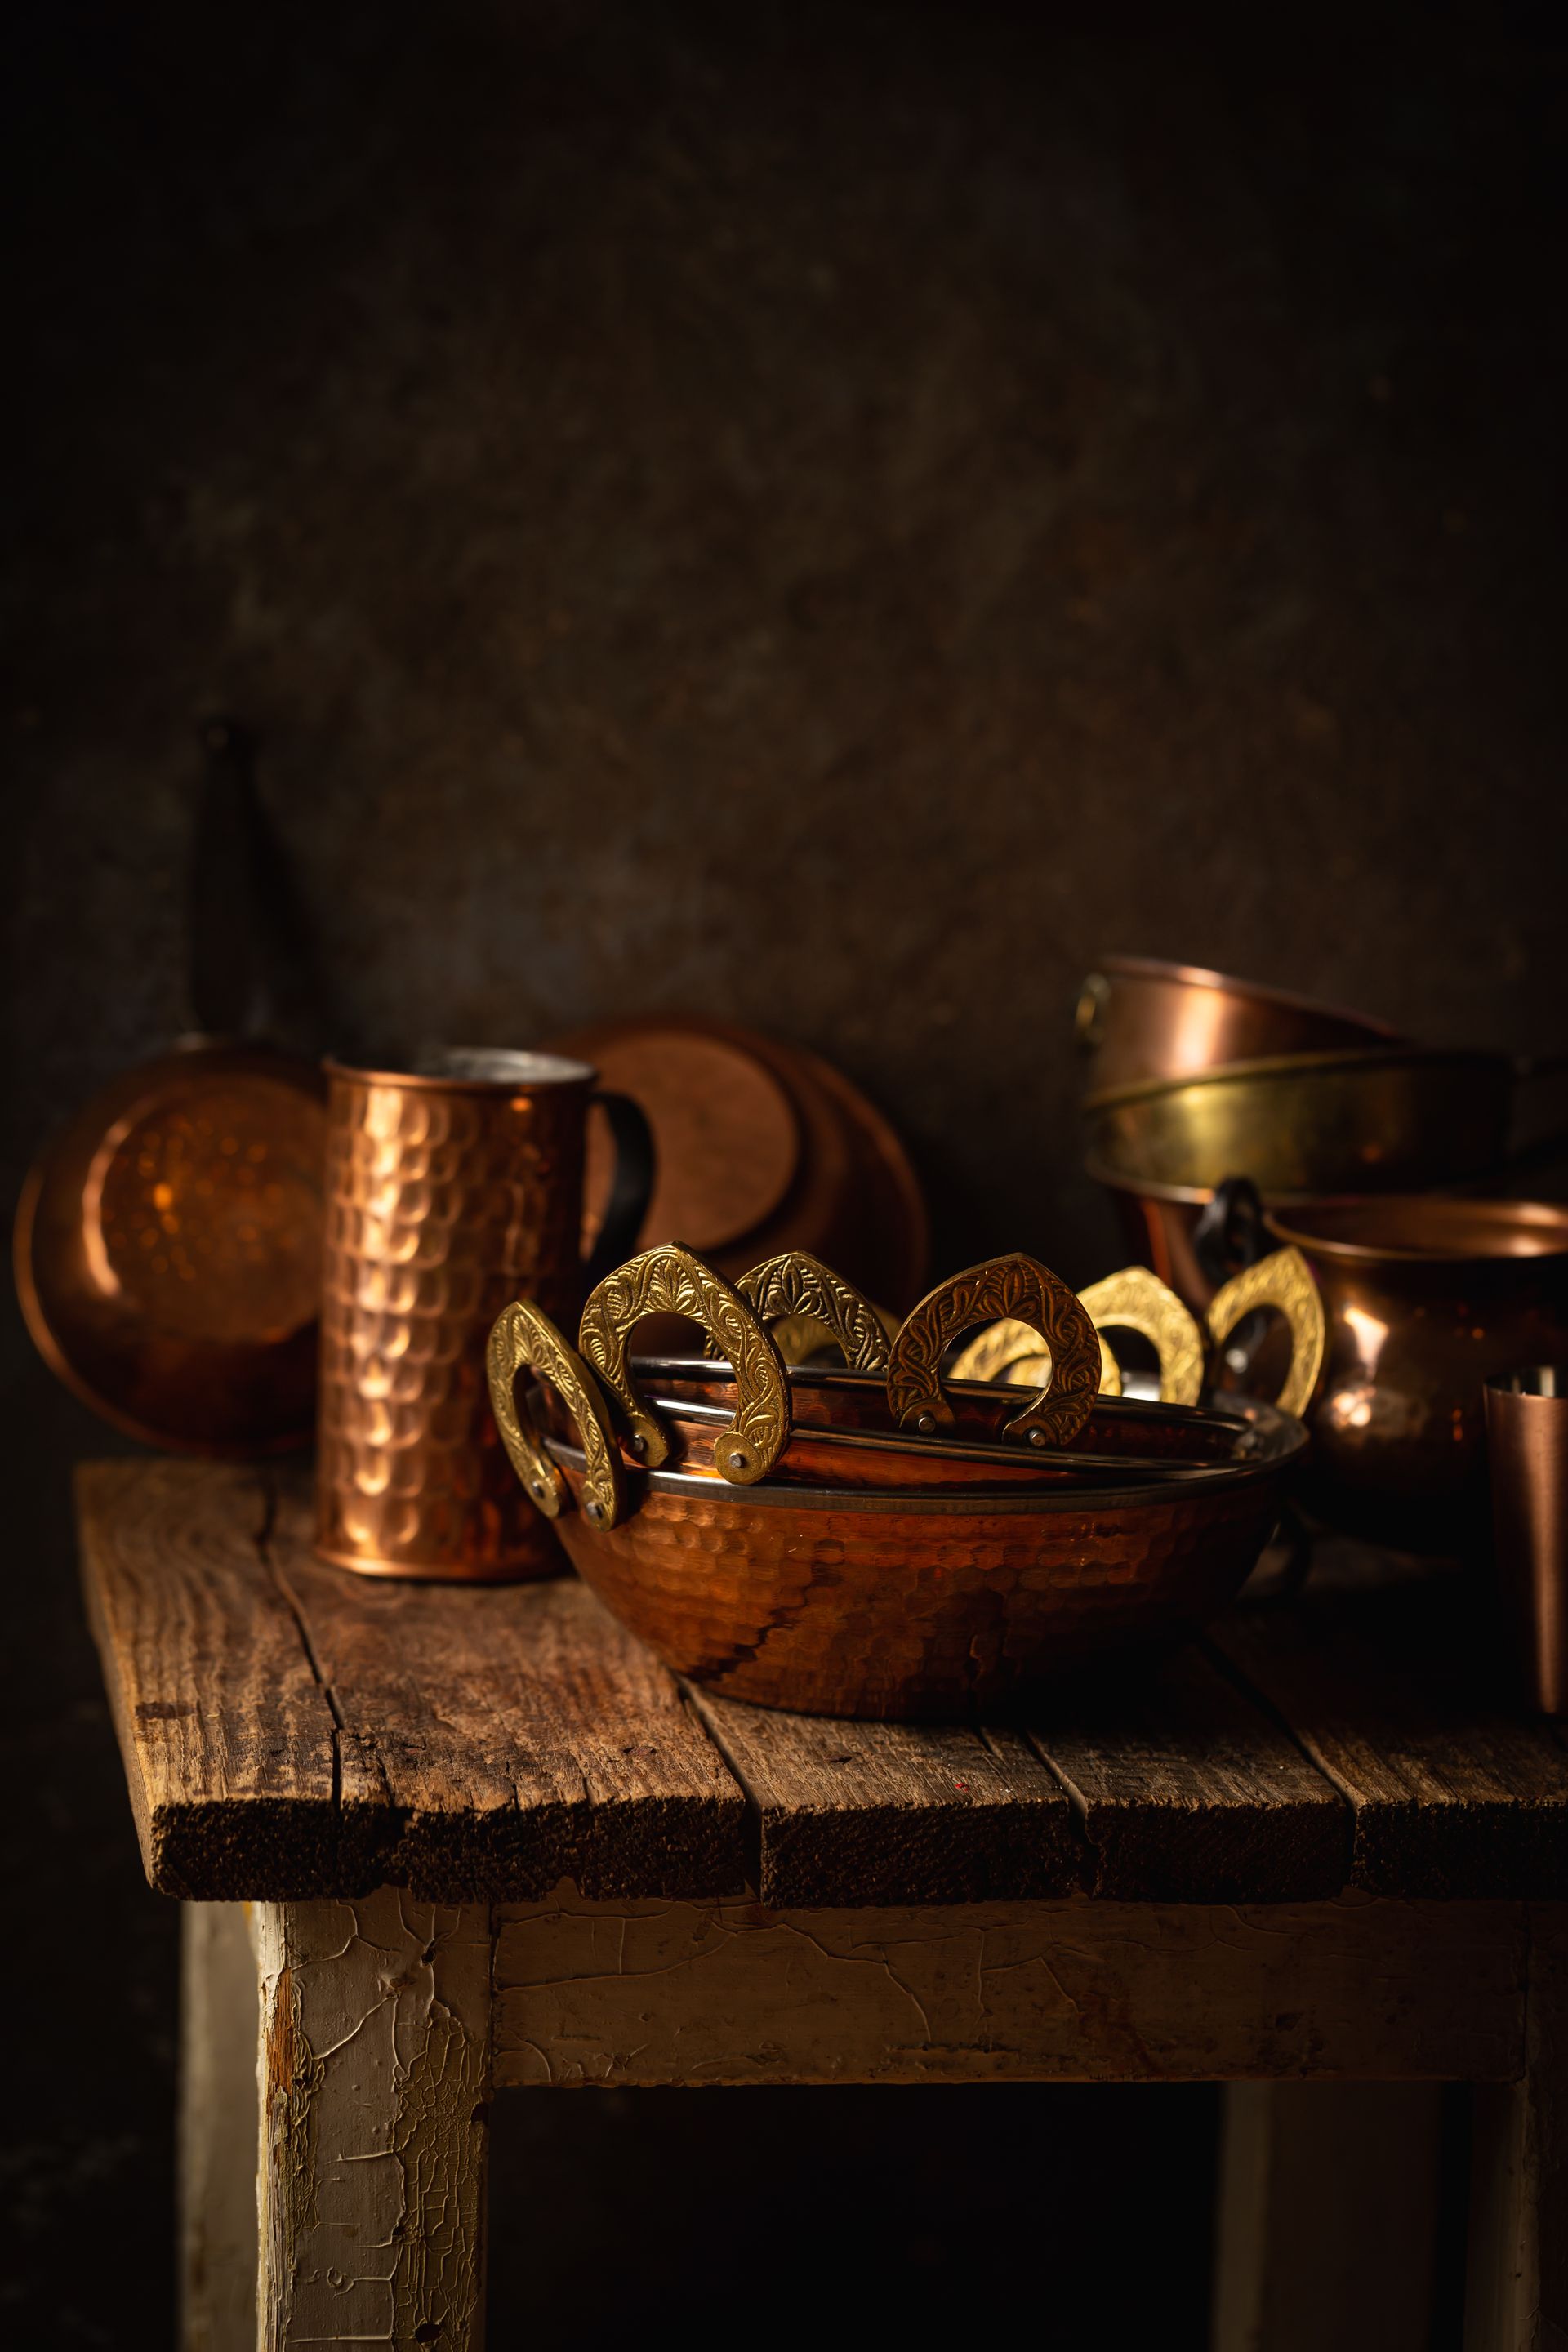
[1485,1367,1568,1713]
[316,1049,652,1581]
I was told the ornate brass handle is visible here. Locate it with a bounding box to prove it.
[578,1242,791,1484]
[1078,1267,1206,1407]
[487,1298,625,1530]
[710,1250,893,1373]
[887,1254,1102,1446]
[1205,1245,1325,1420]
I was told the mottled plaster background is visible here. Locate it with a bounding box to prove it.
[3,1,1562,2338]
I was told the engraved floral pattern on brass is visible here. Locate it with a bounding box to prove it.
[1206,1245,1325,1421]
[578,1242,790,1482]
[487,1298,623,1528]
[315,1056,594,1580]
[948,1267,1207,1406]
[721,1250,892,1372]
[888,1254,1101,1446]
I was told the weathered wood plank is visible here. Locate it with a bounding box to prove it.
[687,1686,1080,1905]
[265,1477,746,1901]
[77,1460,343,1897]
[1465,1905,1568,2352]
[254,1890,491,2351]
[179,1904,260,2352]
[1027,1650,1351,1902]
[1210,1546,1568,1900]
[492,1889,1527,2087]
[1211,2082,1443,2352]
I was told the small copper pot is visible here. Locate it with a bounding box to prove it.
[1075,952,1401,1094]
[315,1050,650,1581]
[1265,1197,1568,1552]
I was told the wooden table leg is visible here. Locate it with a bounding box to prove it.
[1466,1908,1568,2352]
[180,1904,262,2352]
[1211,2080,1445,2352]
[252,1889,493,2351]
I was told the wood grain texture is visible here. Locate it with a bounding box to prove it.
[1027,1650,1351,1902]
[78,1460,341,1898]
[492,1889,1527,2087]
[1211,1548,1568,1900]
[255,1890,491,2350]
[80,1460,746,1901]
[688,1686,1080,1905]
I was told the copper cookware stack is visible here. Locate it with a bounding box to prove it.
[488,1241,1317,1719]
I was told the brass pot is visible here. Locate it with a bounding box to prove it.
[1075,953,1401,1094]
[1086,1047,1517,1199]
[1264,1196,1568,1552]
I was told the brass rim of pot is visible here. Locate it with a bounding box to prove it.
[1264,1196,1568,1265]
[1083,1045,1508,1114]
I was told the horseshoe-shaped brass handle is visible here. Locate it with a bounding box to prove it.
[487,1298,625,1530]
[1205,1245,1325,1420]
[1078,1267,1207,1407]
[706,1250,893,1373]
[578,1242,791,1483]
[888,1254,1102,1446]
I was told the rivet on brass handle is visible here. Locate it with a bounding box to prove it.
[710,1250,893,1374]
[487,1298,625,1530]
[888,1254,1102,1447]
[1205,1245,1325,1421]
[579,1242,791,1484]
[1079,1267,1206,1408]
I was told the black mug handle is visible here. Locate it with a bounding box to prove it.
[1192,1174,1267,1290]
[581,1089,657,1289]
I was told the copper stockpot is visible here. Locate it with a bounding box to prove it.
[1075,952,1402,1094]
[1264,1197,1568,1553]
[315,1049,650,1582]
[537,1406,1303,1718]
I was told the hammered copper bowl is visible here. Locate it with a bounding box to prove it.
[540,1395,1304,1719]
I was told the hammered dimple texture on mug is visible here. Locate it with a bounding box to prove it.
[316,1073,587,1578]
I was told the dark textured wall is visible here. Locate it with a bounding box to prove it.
[4,2,1563,2337]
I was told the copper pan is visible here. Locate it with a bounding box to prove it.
[536,1409,1303,1718]
[15,721,327,1454]
[1075,952,1402,1094]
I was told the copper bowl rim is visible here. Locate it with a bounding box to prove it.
[323,1049,597,1094]
[1092,953,1404,1039]
[1265,1195,1568,1267]
[546,1392,1306,1511]
[1085,1044,1509,1115]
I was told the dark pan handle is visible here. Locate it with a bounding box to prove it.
[189,718,327,1050]
[1193,1174,1268,1290]
[581,1089,656,1288]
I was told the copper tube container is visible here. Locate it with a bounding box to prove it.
[1486,1367,1568,1714]
[316,1050,602,1580]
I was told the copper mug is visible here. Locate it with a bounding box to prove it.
[315,1049,653,1580]
[1485,1367,1568,1714]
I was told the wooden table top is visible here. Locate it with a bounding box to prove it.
[78,1459,1568,1909]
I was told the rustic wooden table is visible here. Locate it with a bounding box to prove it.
[80,1461,1568,2352]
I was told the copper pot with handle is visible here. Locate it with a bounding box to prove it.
[1074,953,1403,1094]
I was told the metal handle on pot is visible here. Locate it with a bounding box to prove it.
[488,1298,626,1529]
[578,1242,791,1483]
[1205,1245,1325,1421]
[709,1250,893,1373]
[1077,1267,1207,1406]
[1192,1174,1268,1290]
[1075,971,1111,1051]
[888,1253,1102,1446]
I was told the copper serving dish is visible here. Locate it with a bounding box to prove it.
[487,1244,1309,1719]
[1074,953,1403,1094]
[1263,1196,1568,1554]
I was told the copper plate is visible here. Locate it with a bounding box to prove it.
[16,1042,327,1454]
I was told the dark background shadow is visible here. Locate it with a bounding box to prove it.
[4,0,1564,2340]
